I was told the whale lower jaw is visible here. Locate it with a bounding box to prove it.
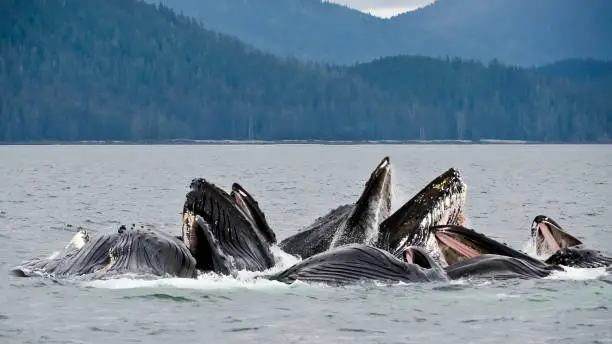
[329,157,392,249]
[330,192,391,249]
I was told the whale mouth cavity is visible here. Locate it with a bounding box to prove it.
[181,178,276,273]
[233,189,256,224]
[402,247,434,269]
[433,230,483,265]
[531,216,583,257]
[231,183,276,244]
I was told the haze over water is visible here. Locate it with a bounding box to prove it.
[0,144,610,343]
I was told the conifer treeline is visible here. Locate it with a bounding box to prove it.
[1,0,610,142]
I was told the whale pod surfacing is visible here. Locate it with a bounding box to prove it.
[13,227,197,279]
[376,168,466,256]
[280,157,392,259]
[182,178,276,274]
[269,244,448,286]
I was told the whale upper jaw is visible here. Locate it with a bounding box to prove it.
[330,156,392,248]
[530,215,583,257]
[377,167,467,256]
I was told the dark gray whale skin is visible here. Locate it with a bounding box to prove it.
[278,205,353,260]
[376,168,466,256]
[181,178,276,275]
[444,254,561,280]
[268,244,563,287]
[269,244,448,286]
[279,157,392,259]
[544,247,612,268]
[12,227,197,279]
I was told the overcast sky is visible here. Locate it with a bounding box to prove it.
[329,0,435,18]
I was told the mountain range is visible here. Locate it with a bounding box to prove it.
[2,0,610,142]
[146,0,612,66]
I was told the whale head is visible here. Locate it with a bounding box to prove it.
[377,167,467,255]
[530,215,582,257]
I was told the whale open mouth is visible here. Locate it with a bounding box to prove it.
[433,229,483,265]
[231,183,276,244]
[377,167,467,255]
[531,215,583,257]
[402,246,436,269]
[181,178,276,273]
[431,225,545,267]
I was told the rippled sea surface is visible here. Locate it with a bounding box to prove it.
[1,144,611,343]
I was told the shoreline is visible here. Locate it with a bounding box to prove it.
[0,139,610,145]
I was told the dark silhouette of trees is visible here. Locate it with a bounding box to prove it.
[1,0,610,142]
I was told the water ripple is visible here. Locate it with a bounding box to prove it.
[89,326,120,333]
[121,293,195,303]
[224,327,260,333]
[1,145,611,343]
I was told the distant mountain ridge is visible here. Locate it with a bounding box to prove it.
[147,0,612,66]
[1,0,611,143]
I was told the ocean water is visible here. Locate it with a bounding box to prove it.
[0,144,610,343]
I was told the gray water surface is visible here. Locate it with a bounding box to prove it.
[1,145,610,343]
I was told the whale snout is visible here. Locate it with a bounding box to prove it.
[531,215,582,257]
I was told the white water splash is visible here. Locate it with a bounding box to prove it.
[365,191,390,245]
[47,251,61,260]
[520,238,610,280]
[270,244,301,270]
[545,265,609,281]
[520,238,544,260]
[495,293,521,300]
[83,272,290,291]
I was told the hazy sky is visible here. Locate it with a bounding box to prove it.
[329,0,436,18]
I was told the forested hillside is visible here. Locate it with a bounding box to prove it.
[1,0,610,142]
[148,0,612,66]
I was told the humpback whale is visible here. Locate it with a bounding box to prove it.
[269,244,448,286]
[531,215,612,268]
[544,247,612,268]
[428,225,549,267]
[399,246,556,280]
[12,226,197,279]
[279,157,392,259]
[531,215,582,257]
[270,243,559,286]
[181,178,276,275]
[376,168,466,257]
